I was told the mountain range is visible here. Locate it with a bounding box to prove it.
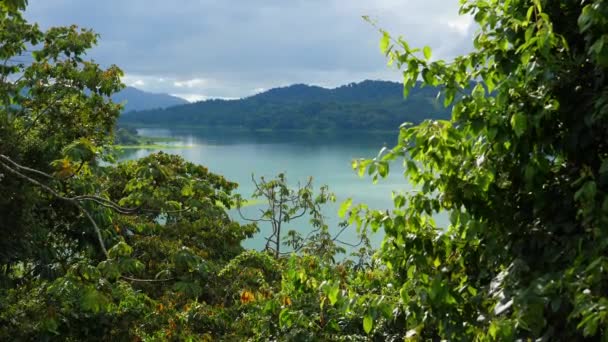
[119,80,451,130]
[112,87,188,112]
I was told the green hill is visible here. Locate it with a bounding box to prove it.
[119,80,451,130]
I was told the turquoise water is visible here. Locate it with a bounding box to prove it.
[119,128,436,253]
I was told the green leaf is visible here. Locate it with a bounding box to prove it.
[399,286,409,303]
[510,113,527,137]
[108,241,133,258]
[358,162,367,177]
[429,276,443,301]
[544,99,560,111]
[407,265,416,279]
[444,88,455,107]
[279,308,293,328]
[363,313,373,334]
[328,282,340,305]
[526,6,534,21]
[578,5,593,32]
[367,162,377,176]
[181,184,194,196]
[489,321,498,339]
[423,46,432,60]
[80,287,109,313]
[393,194,405,208]
[472,83,485,99]
[339,198,353,218]
[521,50,532,64]
[98,260,121,279]
[377,161,389,178]
[62,138,97,162]
[380,32,390,54]
[574,181,597,201]
[499,39,509,51]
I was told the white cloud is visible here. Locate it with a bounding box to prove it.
[173,78,207,88]
[446,15,474,36]
[26,0,475,98]
[171,93,208,103]
[122,74,144,87]
[122,74,167,91]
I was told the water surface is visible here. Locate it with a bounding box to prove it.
[120,128,430,252]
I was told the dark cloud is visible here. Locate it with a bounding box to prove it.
[25,0,475,100]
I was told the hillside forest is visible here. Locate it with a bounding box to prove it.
[119,81,451,131]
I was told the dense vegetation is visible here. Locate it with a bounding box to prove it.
[1,0,608,340]
[119,80,451,130]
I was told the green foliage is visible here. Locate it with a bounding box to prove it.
[3,0,607,340]
[237,173,359,261]
[351,0,608,340]
[0,4,260,339]
[113,126,140,145]
[0,1,122,277]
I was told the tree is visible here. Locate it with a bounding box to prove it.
[0,2,259,339]
[350,0,608,339]
[0,0,123,281]
[236,173,369,260]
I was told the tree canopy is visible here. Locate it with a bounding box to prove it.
[352,0,608,339]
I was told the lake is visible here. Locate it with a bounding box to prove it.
[119,127,431,253]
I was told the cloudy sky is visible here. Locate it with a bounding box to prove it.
[25,0,475,102]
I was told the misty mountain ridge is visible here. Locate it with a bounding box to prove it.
[112,87,188,112]
[246,80,411,103]
[120,80,451,130]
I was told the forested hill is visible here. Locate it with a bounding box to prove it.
[119,80,451,130]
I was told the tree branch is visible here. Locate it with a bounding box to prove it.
[120,275,174,283]
[334,237,364,248]
[0,155,193,283]
[0,154,56,180]
[0,159,109,257]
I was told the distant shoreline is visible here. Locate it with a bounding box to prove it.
[114,144,193,150]
[119,122,399,135]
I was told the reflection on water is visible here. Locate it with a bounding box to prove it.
[119,127,445,252]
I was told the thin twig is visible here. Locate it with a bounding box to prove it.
[120,275,174,283]
[331,225,350,242]
[334,238,364,248]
